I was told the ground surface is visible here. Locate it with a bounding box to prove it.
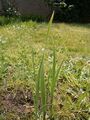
[0,21,90,120]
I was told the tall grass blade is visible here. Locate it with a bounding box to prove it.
[39,54,46,120]
[46,11,54,41]
[32,50,45,119]
[33,53,46,120]
[49,48,56,119]
[51,48,56,98]
[55,60,63,81]
[32,49,39,119]
[32,49,36,81]
[50,49,63,118]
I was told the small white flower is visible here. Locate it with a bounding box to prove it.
[41,48,45,52]
[80,88,84,93]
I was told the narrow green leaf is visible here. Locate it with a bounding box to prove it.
[32,48,36,81]
[46,11,55,41]
[55,60,63,81]
[51,48,56,97]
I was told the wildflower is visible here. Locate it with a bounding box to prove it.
[41,48,45,52]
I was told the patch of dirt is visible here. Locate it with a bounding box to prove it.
[0,86,34,120]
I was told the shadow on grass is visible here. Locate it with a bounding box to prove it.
[0,16,49,26]
[0,16,90,29]
[65,23,90,29]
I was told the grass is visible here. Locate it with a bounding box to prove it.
[0,21,90,57]
[0,20,90,120]
[0,21,90,81]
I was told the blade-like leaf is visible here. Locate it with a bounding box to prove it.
[51,48,56,97]
[40,54,46,112]
[46,11,55,41]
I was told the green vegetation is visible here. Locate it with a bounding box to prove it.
[50,0,90,22]
[0,19,90,120]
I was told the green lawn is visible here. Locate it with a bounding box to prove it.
[0,21,90,80]
[0,21,90,120]
[0,22,90,56]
